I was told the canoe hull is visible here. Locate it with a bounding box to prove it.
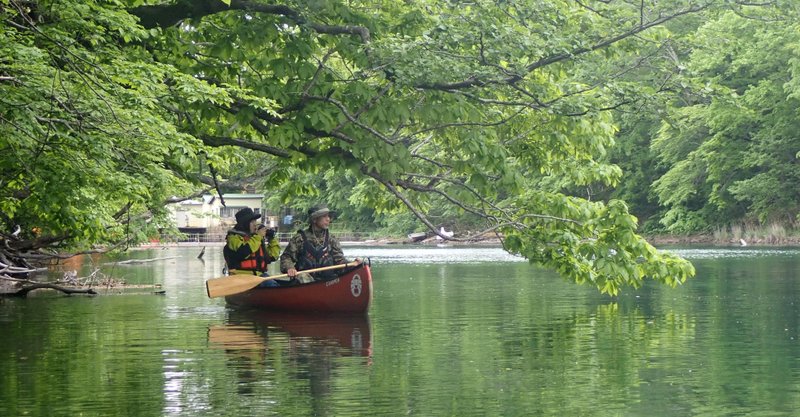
[225,264,372,313]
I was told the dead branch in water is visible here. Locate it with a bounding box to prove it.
[0,275,98,297]
[106,256,180,265]
[1,265,163,297]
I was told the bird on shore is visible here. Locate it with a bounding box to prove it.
[436,227,454,240]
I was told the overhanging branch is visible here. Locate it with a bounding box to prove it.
[130,0,370,43]
[200,134,292,158]
[414,4,710,91]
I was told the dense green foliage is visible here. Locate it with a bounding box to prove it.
[0,1,210,247]
[652,13,800,232]
[2,0,796,293]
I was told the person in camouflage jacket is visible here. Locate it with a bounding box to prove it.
[279,203,360,283]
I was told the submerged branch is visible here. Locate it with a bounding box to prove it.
[106,256,180,265]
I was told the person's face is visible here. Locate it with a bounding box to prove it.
[312,213,331,229]
[249,219,260,233]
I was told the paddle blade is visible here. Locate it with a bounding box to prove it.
[206,275,264,298]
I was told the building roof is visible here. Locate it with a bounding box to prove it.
[217,193,264,199]
[178,200,203,206]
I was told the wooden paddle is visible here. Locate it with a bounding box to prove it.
[206,261,360,299]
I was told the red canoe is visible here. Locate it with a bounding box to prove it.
[225,263,373,313]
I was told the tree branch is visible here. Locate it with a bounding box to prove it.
[130,0,370,43]
[200,134,292,158]
[414,4,710,91]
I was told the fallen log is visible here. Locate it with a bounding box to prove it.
[11,282,98,297]
[0,275,98,297]
[2,274,163,297]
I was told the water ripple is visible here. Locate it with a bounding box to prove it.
[347,246,526,264]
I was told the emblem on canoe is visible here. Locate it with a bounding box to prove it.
[351,274,362,297]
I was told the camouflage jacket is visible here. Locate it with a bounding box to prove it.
[279,226,346,272]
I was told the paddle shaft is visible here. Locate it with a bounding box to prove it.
[257,261,360,281]
[206,261,359,298]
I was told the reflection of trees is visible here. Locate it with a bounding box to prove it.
[368,258,800,415]
[645,257,800,414]
[207,324,268,395]
[286,340,340,415]
[0,296,167,416]
[371,263,704,415]
[480,303,698,416]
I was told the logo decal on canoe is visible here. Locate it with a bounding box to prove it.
[351,274,362,297]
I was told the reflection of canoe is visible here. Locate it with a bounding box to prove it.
[207,325,267,350]
[207,312,371,357]
[225,263,372,313]
[236,310,372,356]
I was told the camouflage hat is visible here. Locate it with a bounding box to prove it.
[308,204,336,220]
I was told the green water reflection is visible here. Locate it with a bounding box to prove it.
[1,246,799,416]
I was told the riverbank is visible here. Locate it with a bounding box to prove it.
[644,234,800,246]
[140,235,800,250]
[137,238,503,249]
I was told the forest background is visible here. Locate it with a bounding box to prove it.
[2,0,798,294]
[284,0,800,246]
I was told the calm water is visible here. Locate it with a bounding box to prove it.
[1,245,800,416]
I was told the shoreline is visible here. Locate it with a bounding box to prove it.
[643,234,800,247]
[138,234,800,249]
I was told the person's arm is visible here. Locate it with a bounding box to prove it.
[265,234,280,262]
[329,234,361,265]
[328,235,347,264]
[279,233,301,275]
[226,234,250,265]
[227,231,264,264]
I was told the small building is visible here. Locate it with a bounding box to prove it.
[216,194,267,228]
[168,193,275,240]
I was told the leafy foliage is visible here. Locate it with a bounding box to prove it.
[0,1,208,251]
[9,0,791,293]
[653,12,800,229]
